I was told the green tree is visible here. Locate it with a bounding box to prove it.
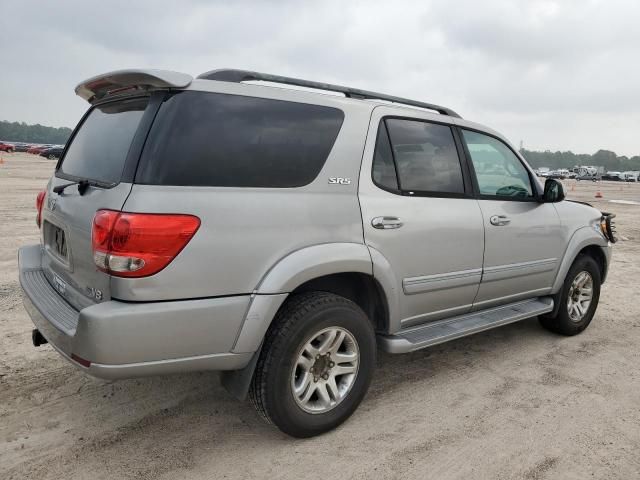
[0,120,72,144]
[520,148,638,172]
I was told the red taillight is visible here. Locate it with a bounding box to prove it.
[91,210,200,278]
[36,190,46,227]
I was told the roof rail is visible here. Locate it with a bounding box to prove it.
[197,69,461,118]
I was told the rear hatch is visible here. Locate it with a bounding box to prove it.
[41,96,153,310]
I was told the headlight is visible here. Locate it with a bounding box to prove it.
[600,213,617,243]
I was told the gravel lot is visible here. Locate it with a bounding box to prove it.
[1,152,639,479]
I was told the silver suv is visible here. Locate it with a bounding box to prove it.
[19,69,615,437]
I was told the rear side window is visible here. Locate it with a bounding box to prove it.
[58,98,148,184]
[383,119,464,194]
[136,91,344,188]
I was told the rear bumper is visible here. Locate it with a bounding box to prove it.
[19,244,253,380]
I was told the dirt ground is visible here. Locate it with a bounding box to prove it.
[1,152,639,479]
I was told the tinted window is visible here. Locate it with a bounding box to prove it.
[372,123,398,190]
[59,98,148,184]
[385,119,464,194]
[137,92,344,187]
[462,130,533,198]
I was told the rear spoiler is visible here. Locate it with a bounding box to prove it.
[75,69,193,104]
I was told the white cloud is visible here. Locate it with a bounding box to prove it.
[1,0,639,155]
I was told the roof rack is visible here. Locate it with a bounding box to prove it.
[197,69,462,118]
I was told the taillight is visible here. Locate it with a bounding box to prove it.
[91,210,200,278]
[36,190,46,227]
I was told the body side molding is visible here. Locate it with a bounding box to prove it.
[403,268,482,295]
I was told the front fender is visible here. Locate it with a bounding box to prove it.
[551,226,610,293]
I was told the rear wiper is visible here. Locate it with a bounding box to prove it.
[53,179,93,195]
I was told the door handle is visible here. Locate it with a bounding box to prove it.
[489,215,511,226]
[372,216,403,229]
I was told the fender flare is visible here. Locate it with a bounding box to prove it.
[232,243,374,354]
[255,243,374,294]
[223,243,379,400]
[551,226,609,294]
[367,246,401,333]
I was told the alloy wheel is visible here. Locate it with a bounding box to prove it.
[567,271,593,322]
[291,326,359,414]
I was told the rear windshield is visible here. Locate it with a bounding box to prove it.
[136,91,344,188]
[58,97,148,184]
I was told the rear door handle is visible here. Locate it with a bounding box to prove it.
[489,215,511,226]
[372,216,403,229]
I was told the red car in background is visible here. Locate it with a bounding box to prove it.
[0,141,15,152]
[27,145,49,154]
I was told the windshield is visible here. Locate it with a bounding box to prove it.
[58,97,148,184]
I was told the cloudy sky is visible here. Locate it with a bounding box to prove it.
[2,0,639,156]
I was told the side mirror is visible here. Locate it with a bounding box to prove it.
[543,178,565,203]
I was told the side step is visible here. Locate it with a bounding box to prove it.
[379,297,554,354]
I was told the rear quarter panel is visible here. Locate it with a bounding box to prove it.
[113,89,373,301]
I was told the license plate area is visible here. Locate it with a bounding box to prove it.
[43,220,70,264]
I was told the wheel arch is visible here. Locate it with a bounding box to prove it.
[234,243,388,355]
[223,243,393,400]
[255,243,374,294]
[579,244,608,283]
[551,227,610,294]
[289,272,389,333]
[546,228,610,319]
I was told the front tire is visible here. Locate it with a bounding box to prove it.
[539,254,601,335]
[249,292,376,438]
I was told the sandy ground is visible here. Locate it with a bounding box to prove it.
[1,152,639,479]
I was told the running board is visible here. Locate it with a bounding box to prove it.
[379,297,554,354]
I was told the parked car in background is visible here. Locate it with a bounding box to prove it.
[621,171,639,182]
[27,145,49,154]
[535,167,550,177]
[39,146,64,160]
[576,174,599,182]
[547,169,568,179]
[14,143,33,152]
[0,141,16,152]
[602,171,623,181]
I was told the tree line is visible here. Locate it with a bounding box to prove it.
[521,148,640,172]
[0,120,72,145]
[1,119,639,172]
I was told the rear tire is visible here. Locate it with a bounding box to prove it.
[249,292,376,438]
[539,254,601,336]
